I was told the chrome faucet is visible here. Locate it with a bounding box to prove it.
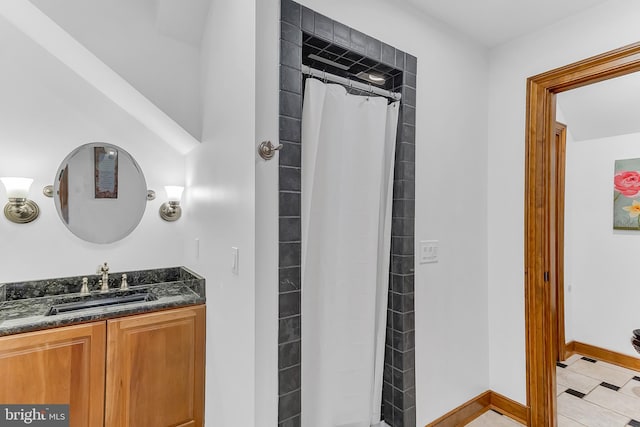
[98,262,109,292]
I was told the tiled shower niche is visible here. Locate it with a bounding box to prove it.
[278,2,417,426]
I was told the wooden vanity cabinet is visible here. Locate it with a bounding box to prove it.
[104,305,205,427]
[0,322,106,427]
[0,305,205,427]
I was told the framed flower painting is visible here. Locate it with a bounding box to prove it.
[614,158,640,229]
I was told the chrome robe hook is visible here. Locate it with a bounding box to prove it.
[258,140,283,160]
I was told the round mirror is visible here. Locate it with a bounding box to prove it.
[54,143,147,244]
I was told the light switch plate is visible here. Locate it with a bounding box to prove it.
[419,240,439,264]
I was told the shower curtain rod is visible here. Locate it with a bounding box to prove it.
[302,65,402,101]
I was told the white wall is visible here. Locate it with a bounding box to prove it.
[30,0,204,140]
[0,14,186,283]
[253,1,491,425]
[184,0,257,426]
[488,0,640,404]
[563,131,640,357]
[254,0,280,425]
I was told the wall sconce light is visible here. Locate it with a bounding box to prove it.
[0,177,40,224]
[159,185,183,222]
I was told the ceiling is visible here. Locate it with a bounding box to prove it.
[405,0,636,142]
[30,0,211,47]
[28,0,210,140]
[401,0,611,47]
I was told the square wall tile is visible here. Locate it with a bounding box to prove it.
[281,40,302,69]
[403,87,416,108]
[279,316,301,343]
[366,37,382,61]
[400,124,415,143]
[401,275,414,294]
[279,217,301,242]
[279,340,301,369]
[278,389,301,422]
[393,180,415,200]
[279,416,301,427]
[402,105,416,126]
[279,142,301,168]
[281,65,302,94]
[281,0,301,26]
[395,50,405,70]
[405,54,417,74]
[279,241,301,268]
[333,21,350,48]
[350,29,367,54]
[391,199,416,218]
[279,365,301,395]
[280,116,302,142]
[392,236,414,256]
[280,91,303,119]
[279,191,301,217]
[314,13,334,40]
[279,266,301,292]
[392,218,415,237]
[279,167,301,192]
[281,21,302,46]
[392,255,414,274]
[405,72,416,89]
[279,291,301,318]
[394,161,416,181]
[403,406,416,427]
[301,6,314,33]
[381,43,395,66]
[396,142,415,163]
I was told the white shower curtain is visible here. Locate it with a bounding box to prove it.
[301,78,399,427]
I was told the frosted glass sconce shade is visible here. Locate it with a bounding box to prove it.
[1,177,33,198]
[164,186,184,202]
[160,186,184,222]
[0,177,39,223]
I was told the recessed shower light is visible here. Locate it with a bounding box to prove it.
[355,71,386,86]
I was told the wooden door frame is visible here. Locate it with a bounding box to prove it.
[553,122,567,362]
[525,41,640,426]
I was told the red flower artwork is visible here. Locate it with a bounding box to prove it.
[614,170,640,197]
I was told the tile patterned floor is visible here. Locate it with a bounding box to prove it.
[466,354,640,426]
[466,409,524,426]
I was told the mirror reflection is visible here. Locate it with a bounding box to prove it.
[54,142,147,244]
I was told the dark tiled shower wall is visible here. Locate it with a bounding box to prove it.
[278,2,416,426]
[386,54,417,427]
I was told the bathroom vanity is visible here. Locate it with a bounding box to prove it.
[0,266,205,427]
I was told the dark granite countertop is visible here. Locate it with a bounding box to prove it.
[0,266,205,337]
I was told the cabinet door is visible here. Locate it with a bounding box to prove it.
[0,322,106,427]
[105,305,205,427]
